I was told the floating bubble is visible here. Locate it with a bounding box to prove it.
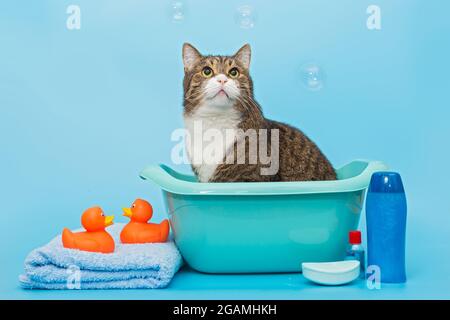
[235,5,256,29]
[300,63,326,91]
[171,1,185,23]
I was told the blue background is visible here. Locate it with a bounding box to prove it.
[1,0,449,299]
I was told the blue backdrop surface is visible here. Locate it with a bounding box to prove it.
[1,0,449,299]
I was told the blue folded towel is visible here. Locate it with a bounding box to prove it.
[19,223,183,289]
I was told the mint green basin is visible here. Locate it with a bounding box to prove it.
[140,160,388,273]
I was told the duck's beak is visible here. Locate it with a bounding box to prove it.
[122,208,132,218]
[104,215,114,227]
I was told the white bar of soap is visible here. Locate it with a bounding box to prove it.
[301,260,360,286]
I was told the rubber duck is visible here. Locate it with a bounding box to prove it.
[120,199,170,244]
[62,207,115,253]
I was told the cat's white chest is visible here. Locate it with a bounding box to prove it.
[184,105,242,182]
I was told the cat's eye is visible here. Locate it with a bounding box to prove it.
[228,68,239,78]
[201,67,213,78]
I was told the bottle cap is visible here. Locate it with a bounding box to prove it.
[368,171,405,193]
[349,230,361,244]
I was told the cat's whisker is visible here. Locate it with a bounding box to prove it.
[184,90,205,100]
[184,87,205,96]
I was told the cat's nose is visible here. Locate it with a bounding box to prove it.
[216,75,228,85]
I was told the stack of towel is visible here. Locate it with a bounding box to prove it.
[19,223,183,289]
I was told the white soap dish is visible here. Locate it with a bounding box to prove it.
[301,260,360,286]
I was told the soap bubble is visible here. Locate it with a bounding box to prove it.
[300,63,326,91]
[235,5,256,29]
[170,1,185,23]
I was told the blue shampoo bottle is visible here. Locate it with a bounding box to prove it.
[366,172,407,283]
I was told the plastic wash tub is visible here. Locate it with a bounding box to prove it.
[140,160,388,273]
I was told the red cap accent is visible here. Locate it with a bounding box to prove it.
[349,231,361,244]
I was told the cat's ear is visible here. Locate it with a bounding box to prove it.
[182,43,202,71]
[234,44,251,69]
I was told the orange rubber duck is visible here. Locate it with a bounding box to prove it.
[120,199,170,244]
[62,207,115,253]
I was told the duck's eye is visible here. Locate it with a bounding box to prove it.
[132,204,136,208]
[101,213,104,216]
[228,68,239,78]
[201,67,213,78]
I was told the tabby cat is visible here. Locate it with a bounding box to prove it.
[182,43,336,182]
